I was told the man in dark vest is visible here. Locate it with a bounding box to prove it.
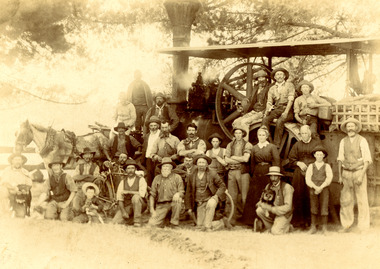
[177,123,206,158]
[337,118,372,232]
[256,166,294,235]
[127,69,153,132]
[72,147,102,216]
[225,127,253,225]
[44,157,77,221]
[112,159,147,227]
[143,92,179,135]
[185,154,231,231]
[108,122,142,161]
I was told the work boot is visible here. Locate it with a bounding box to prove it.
[321,216,328,234]
[308,214,317,234]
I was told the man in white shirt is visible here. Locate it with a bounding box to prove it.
[112,159,147,227]
[337,118,372,232]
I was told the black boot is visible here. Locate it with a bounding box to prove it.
[308,214,317,234]
[321,215,328,234]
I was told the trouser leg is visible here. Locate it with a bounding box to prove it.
[196,202,206,227]
[45,200,59,220]
[132,194,146,224]
[148,203,170,226]
[271,214,292,235]
[13,202,27,218]
[60,204,74,221]
[0,186,11,217]
[73,213,89,223]
[72,189,85,216]
[273,110,293,147]
[238,172,250,208]
[320,187,330,216]
[204,198,218,229]
[170,200,181,226]
[112,209,126,224]
[340,170,355,229]
[355,173,370,230]
[227,170,238,223]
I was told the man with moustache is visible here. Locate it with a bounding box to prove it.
[232,70,271,141]
[337,118,372,232]
[185,154,231,231]
[108,122,142,161]
[151,121,180,165]
[144,92,179,135]
[112,159,147,227]
[177,123,207,158]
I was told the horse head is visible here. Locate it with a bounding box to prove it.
[15,120,33,153]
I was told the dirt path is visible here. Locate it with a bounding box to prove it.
[1,218,379,269]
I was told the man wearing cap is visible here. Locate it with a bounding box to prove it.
[185,154,230,231]
[294,80,331,138]
[127,69,153,132]
[72,147,101,216]
[114,91,137,129]
[108,122,142,161]
[205,133,227,181]
[177,123,207,158]
[73,182,104,224]
[225,127,253,225]
[112,159,147,226]
[176,154,196,184]
[0,153,32,218]
[262,68,295,148]
[148,157,184,228]
[43,157,77,221]
[144,92,179,135]
[232,69,271,140]
[151,120,180,167]
[141,115,161,186]
[256,166,294,235]
[337,118,372,232]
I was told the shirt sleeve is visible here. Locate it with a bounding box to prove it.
[130,135,142,149]
[287,83,295,102]
[73,164,80,177]
[93,165,100,177]
[323,164,333,187]
[271,184,294,216]
[177,140,185,156]
[337,139,345,162]
[197,140,207,153]
[293,97,301,114]
[176,174,185,195]
[116,180,124,201]
[139,177,147,198]
[225,143,232,158]
[243,142,253,154]
[150,138,159,158]
[360,137,373,164]
[266,87,274,108]
[150,176,159,198]
[305,164,314,188]
[65,174,77,192]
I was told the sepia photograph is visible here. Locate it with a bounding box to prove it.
[0,0,379,268]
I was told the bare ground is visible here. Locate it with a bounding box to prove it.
[1,217,380,269]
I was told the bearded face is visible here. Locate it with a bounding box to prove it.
[196,158,208,171]
[161,164,173,177]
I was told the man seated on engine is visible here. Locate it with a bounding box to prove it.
[0,153,32,218]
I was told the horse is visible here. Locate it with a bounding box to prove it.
[15,120,110,169]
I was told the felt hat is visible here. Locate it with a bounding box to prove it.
[271,68,289,81]
[232,127,247,137]
[114,122,128,131]
[8,153,27,165]
[340,118,362,134]
[297,80,314,93]
[193,154,212,165]
[146,115,161,126]
[48,156,65,168]
[311,145,328,157]
[253,69,269,80]
[80,147,96,158]
[82,182,100,196]
[155,92,166,101]
[266,166,284,177]
[157,157,176,168]
[124,159,140,169]
[207,132,223,144]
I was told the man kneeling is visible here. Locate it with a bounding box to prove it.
[185,154,231,231]
[112,159,147,227]
[256,166,294,235]
[148,157,184,228]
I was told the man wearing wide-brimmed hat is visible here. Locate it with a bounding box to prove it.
[108,121,142,161]
[127,69,153,132]
[113,91,137,130]
[337,117,372,232]
[144,92,179,135]
[256,166,294,235]
[141,115,162,186]
[225,127,253,225]
[148,157,184,228]
[262,67,295,148]
[0,153,32,218]
[72,147,101,216]
[232,69,271,141]
[43,156,77,221]
[185,154,231,231]
[294,80,331,138]
[112,159,147,227]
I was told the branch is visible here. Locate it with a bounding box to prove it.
[285,21,352,38]
[310,62,346,81]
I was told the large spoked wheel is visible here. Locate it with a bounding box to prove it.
[215,62,271,140]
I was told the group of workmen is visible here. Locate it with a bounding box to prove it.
[0,68,373,235]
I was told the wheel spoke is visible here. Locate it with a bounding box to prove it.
[221,82,245,101]
[223,110,241,124]
[246,64,253,98]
